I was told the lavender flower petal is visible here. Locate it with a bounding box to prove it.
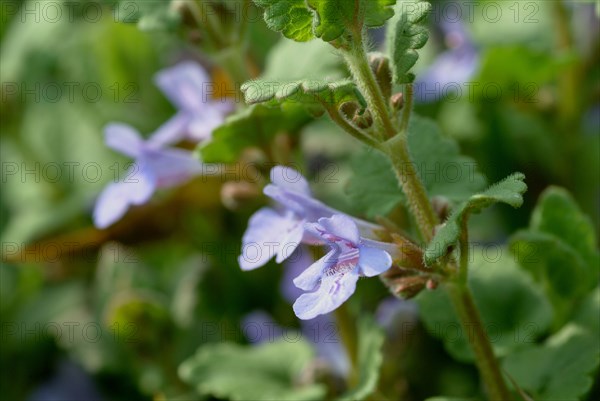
[293,269,360,320]
[104,123,144,158]
[93,165,155,229]
[358,246,393,277]
[239,208,302,270]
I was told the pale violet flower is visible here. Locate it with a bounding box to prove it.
[93,123,202,229]
[238,166,379,271]
[415,19,479,103]
[152,61,232,145]
[293,215,393,320]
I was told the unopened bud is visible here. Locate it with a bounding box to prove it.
[431,196,450,221]
[426,279,438,290]
[352,109,373,129]
[390,233,425,271]
[368,53,392,100]
[220,181,260,210]
[395,276,428,299]
[391,92,404,111]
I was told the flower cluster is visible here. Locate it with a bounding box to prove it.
[239,167,397,320]
[93,62,231,229]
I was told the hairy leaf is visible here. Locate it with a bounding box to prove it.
[179,339,326,401]
[255,0,396,43]
[242,79,364,109]
[254,0,315,41]
[307,0,396,42]
[387,0,431,84]
[424,173,527,265]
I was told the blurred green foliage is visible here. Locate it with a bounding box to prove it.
[1,1,598,400]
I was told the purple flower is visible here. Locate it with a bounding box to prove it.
[152,61,232,145]
[292,215,393,320]
[238,166,379,271]
[415,19,479,103]
[93,123,203,229]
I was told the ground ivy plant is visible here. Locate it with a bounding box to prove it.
[80,1,598,400]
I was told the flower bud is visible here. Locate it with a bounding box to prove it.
[395,276,428,299]
[368,53,392,100]
[426,279,438,290]
[351,109,373,129]
[391,92,404,111]
[431,196,451,221]
[220,181,260,210]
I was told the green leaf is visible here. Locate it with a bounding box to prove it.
[387,0,431,84]
[114,0,181,31]
[338,317,385,400]
[200,104,312,163]
[179,339,326,401]
[242,78,364,110]
[254,0,315,41]
[573,286,600,337]
[307,0,396,42]
[346,115,487,218]
[255,0,396,43]
[416,249,553,362]
[240,38,362,111]
[424,173,526,265]
[509,187,599,324]
[503,324,600,401]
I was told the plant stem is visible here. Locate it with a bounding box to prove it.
[341,25,511,400]
[343,36,395,141]
[325,106,382,149]
[448,283,512,400]
[342,35,438,242]
[384,137,438,242]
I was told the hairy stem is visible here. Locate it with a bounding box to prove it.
[325,106,382,149]
[340,23,511,400]
[448,283,512,400]
[343,36,394,141]
[342,35,437,242]
[384,137,438,242]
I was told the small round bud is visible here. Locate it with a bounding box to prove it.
[352,110,373,129]
[391,92,404,111]
[220,181,260,210]
[426,279,438,290]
